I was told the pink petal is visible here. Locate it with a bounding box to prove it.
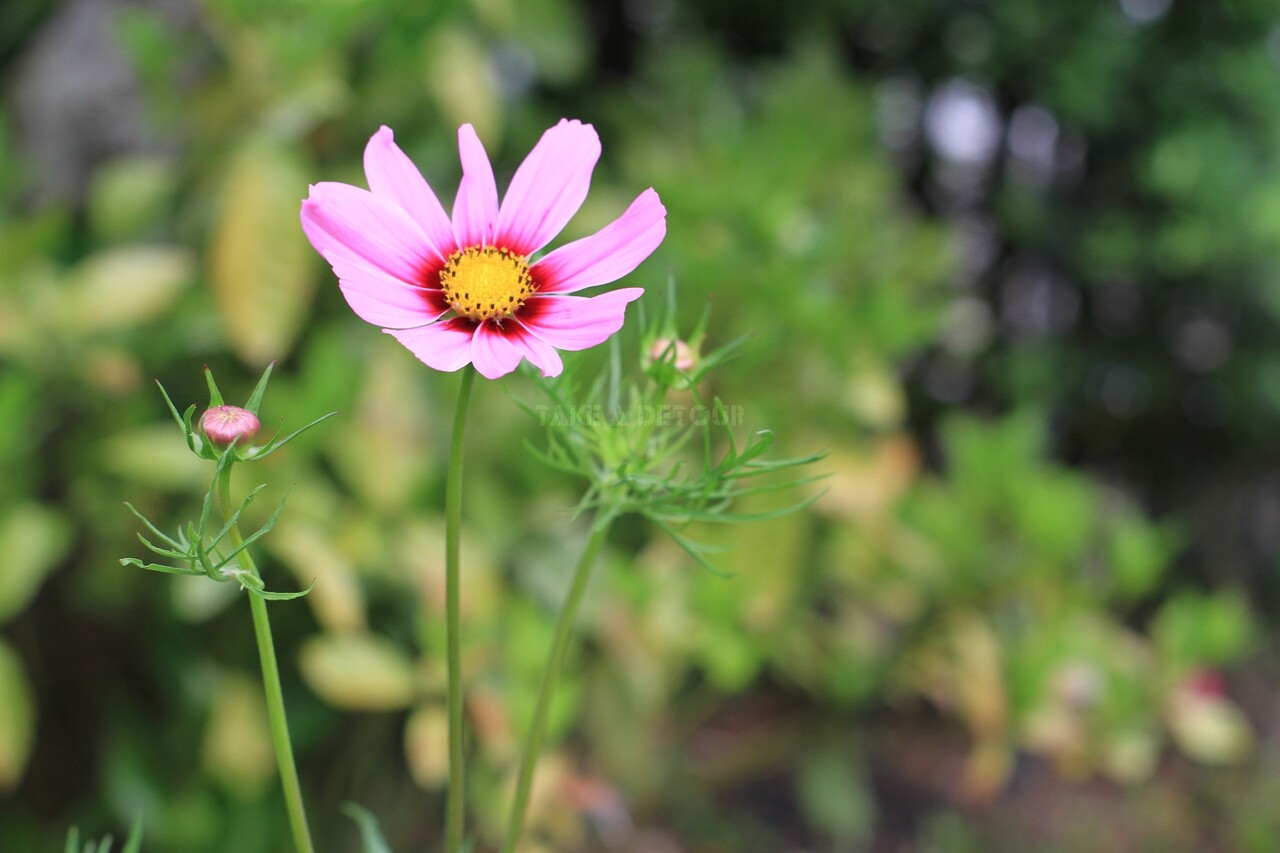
[531,188,666,293]
[471,320,565,379]
[338,280,450,329]
[452,124,499,249]
[320,242,449,328]
[510,322,564,377]
[302,182,437,284]
[364,126,457,260]
[386,318,477,372]
[521,288,644,351]
[496,119,601,256]
[470,322,527,379]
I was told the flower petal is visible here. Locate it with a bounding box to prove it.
[470,322,527,379]
[497,119,601,256]
[531,188,666,293]
[319,240,448,328]
[521,288,644,351]
[510,322,564,377]
[364,126,456,260]
[386,318,477,372]
[338,279,449,329]
[302,182,437,283]
[452,124,499,249]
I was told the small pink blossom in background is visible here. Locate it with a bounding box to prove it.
[301,120,666,379]
[1179,668,1227,700]
[201,405,260,447]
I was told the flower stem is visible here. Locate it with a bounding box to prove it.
[445,366,477,853]
[215,466,313,853]
[501,519,613,853]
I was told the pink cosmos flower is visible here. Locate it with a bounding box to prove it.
[301,120,666,379]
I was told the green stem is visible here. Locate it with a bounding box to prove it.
[216,466,314,853]
[501,519,613,853]
[445,367,476,853]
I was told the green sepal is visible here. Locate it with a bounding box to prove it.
[244,361,275,416]
[156,380,205,457]
[183,404,207,458]
[155,380,186,434]
[203,365,225,407]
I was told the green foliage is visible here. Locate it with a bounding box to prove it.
[0,641,35,792]
[64,818,143,853]
[520,298,825,573]
[1153,589,1255,671]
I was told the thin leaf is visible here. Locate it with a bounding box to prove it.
[687,383,715,470]
[672,489,826,524]
[119,558,202,576]
[342,802,393,853]
[245,411,339,460]
[122,502,184,550]
[121,816,143,853]
[132,533,195,562]
[719,472,831,500]
[243,579,314,601]
[211,489,291,570]
[207,484,267,550]
[650,518,735,578]
[185,520,219,579]
[521,439,582,476]
[723,450,829,477]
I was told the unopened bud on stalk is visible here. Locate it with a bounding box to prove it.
[650,338,697,372]
[201,405,261,448]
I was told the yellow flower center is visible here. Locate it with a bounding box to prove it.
[439,246,535,323]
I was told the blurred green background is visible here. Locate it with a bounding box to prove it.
[3,0,1280,850]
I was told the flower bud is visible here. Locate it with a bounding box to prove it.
[201,405,261,448]
[650,338,697,372]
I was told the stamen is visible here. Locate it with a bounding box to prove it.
[439,247,534,323]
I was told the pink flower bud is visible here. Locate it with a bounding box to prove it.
[201,405,261,448]
[650,338,696,372]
